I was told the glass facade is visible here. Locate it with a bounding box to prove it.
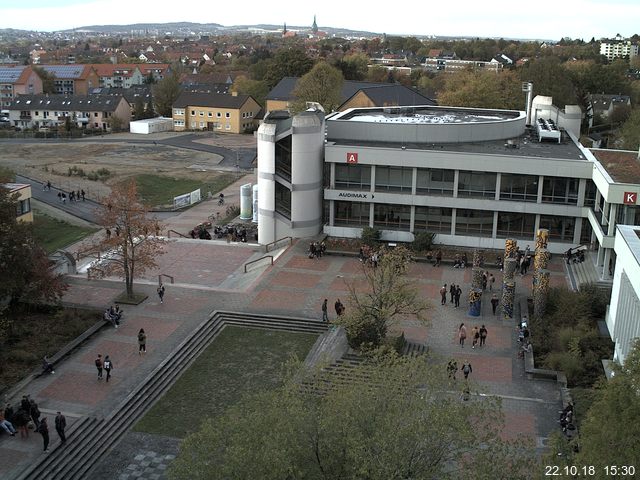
[416,168,454,196]
[414,206,452,233]
[539,215,575,242]
[373,204,411,230]
[274,182,291,219]
[584,179,597,208]
[374,166,413,193]
[334,201,369,226]
[455,209,494,237]
[335,164,371,190]
[496,212,536,238]
[274,136,292,182]
[457,171,497,198]
[542,177,578,205]
[500,174,538,202]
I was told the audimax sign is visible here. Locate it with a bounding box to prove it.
[337,192,370,199]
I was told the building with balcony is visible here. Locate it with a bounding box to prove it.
[38,65,99,95]
[257,103,640,289]
[599,37,639,61]
[87,64,145,89]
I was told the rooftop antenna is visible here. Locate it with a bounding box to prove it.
[522,82,533,125]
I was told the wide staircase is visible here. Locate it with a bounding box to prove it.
[12,312,328,480]
[566,253,612,295]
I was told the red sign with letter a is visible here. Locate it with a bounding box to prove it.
[346,152,358,164]
[623,192,637,205]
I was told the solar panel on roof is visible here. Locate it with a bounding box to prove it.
[0,67,26,83]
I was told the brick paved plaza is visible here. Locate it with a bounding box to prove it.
[0,233,569,478]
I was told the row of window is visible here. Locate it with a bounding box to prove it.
[332,201,582,242]
[334,165,583,205]
[175,110,255,119]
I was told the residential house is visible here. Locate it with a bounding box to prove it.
[491,53,514,66]
[38,65,100,95]
[87,64,145,88]
[2,183,33,223]
[0,66,43,109]
[265,77,435,113]
[7,94,131,131]
[138,64,170,82]
[600,36,639,61]
[89,86,153,116]
[172,92,261,133]
[589,94,632,125]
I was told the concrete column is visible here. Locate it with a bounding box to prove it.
[450,208,457,236]
[577,178,586,207]
[329,162,335,189]
[602,201,609,227]
[453,170,459,198]
[492,211,498,238]
[608,204,618,236]
[534,214,540,234]
[602,248,612,280]
[409,205,415,233]
[370,165,376,193]
[495,173,501,201]
[329,200,335,226]
[573,217,583,245]
[597,244,605,267]
[369,203,374,227]
[411,167,417,196]
[537,175,544,203]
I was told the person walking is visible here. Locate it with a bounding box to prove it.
[157,284,165,303]
[471,326,479,349]
[458,323,467,348]
[81,189,85,201]
[479,325,488,347]
[454,285,462,308]
[489,273,495,291]
[440,284,447,306]
[449,284,456,304]
[461,361,473,380]
[103,355,113,382]
[54,412,66,444]
[95,354,103,380]
[491,294,499,315]
[138,329,147,355]
[434,249,442,267]
[321,299,329,323]
[37,417,50,452]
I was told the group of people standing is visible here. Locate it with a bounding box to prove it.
[2,396,66,452]
[321,298,345,322]
[440,284,463,307]
[457,323,488,349]
[309,241,326,259]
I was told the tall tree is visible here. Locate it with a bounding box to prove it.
[619,107,640,150]
[334,53,369,81]
[573,340,640,467]
[168,355,536,480]
[0,178,67,314]
[92,181,164,298]
[519,57,576,108]
[32,66,56,94]
[133,96,145,120]
[438,70,522,110]
[336,246,430,349]
[291,62,344,113]
[152,71,182,117]
[231,75,269,107]
[263,47,314,89]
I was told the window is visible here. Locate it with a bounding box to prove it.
[414,206,452,233]
[335,164,371,190]
[496,212,535,238]
[500,174,538,202]
[242,112,246,118]
[199,122,205,128]
[225,124,231,130]
[373,204,411,231]
[173,120,185,126]
[16,198,31,216]
[334,201,369,226]
[216,112,221,118]
[225,112,230,118]
[275,136,292,181]
[584,180,597,207]
[457,171,496,198]
[174,109,184,116]
[542,177,578,205]
[208,112,212,117]
[539,215,575,242]
[416,168,454,196]
[275,182,291,219]
[191,110,195,116]
[455,209,494,237]
[375,166,413,193]
[94,112,98,117]
[199,111,204,116]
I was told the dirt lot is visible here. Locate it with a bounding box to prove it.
[0,142,226,200]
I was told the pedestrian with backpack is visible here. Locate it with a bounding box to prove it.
[479,325,488,347]
[458,323,467,348]
[103,355,113,382]
[461,361,473,380]
[138,329,147,354]
[95,354,103,380]
[36,417,50,452]
[157,284,165,304]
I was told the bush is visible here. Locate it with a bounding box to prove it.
[360,226,381,248]
[67,166,86,177]
[412,231,435,253]
[341,313,386,350]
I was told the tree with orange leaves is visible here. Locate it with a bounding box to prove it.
[93,180,164,298]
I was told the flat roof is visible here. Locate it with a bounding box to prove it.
[2,183,30,192]
[337,106,519,124]
[328,133,587,161]
[590,149,640,184]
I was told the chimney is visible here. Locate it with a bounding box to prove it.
[231,91,238,97]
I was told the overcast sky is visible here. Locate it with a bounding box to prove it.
[1,0,638,41]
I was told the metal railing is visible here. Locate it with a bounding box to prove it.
[158,274,174,285]
[167,229,188,238]
[244,255,273,273]
[264,236,292,253]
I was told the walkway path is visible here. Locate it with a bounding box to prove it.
[0,239,570,478]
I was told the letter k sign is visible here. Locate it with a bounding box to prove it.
[623,192,637,205]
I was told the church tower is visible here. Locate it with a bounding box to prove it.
[312,15,318,34]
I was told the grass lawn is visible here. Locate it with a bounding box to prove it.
[32,210,98,253]
[133,326,318,438]
[0,307,100,394]
[133,173,238,209]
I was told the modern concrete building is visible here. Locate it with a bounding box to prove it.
[257,103,640,288]
[599,38,639,61]
[606,225,640,364]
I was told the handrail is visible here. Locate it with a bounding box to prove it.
[158,274,174,285]
[264,236,293,253]
[244,255,273,273]
[168,229,188,238]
